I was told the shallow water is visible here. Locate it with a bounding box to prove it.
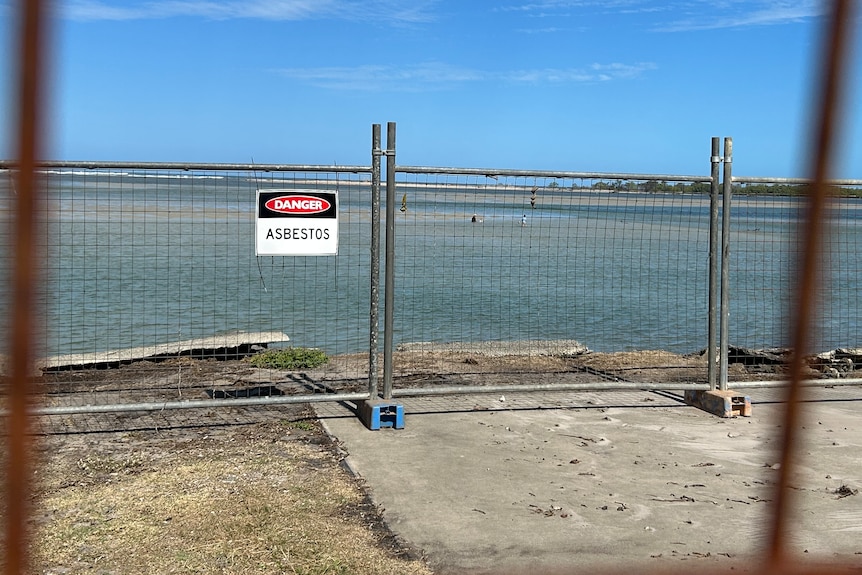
[2,171,860,358]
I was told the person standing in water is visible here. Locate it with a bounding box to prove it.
[520,214,527,227]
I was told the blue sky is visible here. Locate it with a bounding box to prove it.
[2,1,861,178]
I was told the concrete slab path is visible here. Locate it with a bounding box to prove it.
[316,387,862,574]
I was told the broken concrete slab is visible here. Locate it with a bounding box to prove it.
[38,331,290,371]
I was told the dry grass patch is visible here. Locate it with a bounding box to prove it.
[30,421,431,575]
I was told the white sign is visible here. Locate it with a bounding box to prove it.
[255,189,338,256]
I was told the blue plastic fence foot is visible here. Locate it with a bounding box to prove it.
[357,399,405,430]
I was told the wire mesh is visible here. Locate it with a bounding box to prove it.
[728,183,862,353]
[32,166,373,371]
[389,173,715,370]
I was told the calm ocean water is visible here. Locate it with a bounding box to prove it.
[2,170,861,358]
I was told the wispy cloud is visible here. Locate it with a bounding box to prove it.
[654,0,825,32]
[59,0,438,23]
[276,62,486,91]
[277,61,655,90]
[498,1,823,31]
[590,61,657,80]
[60,0,322,21]
[505,62,656,82]
[515,26,572,34]
[499,0,653,15]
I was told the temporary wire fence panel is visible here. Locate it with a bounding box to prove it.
[389,173,714,374]
[34,167,374,387]
[728,183,862,353]
[10,164,862,406]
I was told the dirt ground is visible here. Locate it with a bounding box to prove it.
[3,348,822,573]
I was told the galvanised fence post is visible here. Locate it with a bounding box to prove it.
[708,137,721,389]
[368,124,382,398]
[720,137,733,390]
[383,122,397,400]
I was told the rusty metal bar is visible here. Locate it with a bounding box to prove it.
[766,0,856,569]
[5,1,47,573]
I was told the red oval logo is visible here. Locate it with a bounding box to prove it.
[265,195,331,214]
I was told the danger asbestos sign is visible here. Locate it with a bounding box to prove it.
[255,189,338,256]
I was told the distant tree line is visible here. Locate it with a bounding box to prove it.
[581,180,862,197]
[732,183,862,197]
[586,180,712,194]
